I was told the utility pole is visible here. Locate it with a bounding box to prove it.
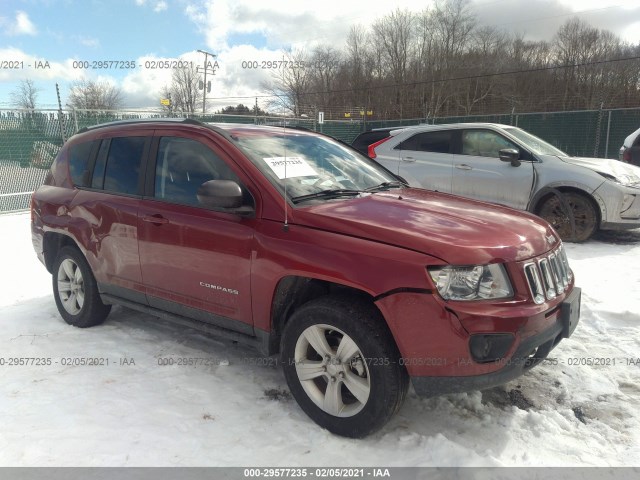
[197,49,218,114]
[56,83,67,142]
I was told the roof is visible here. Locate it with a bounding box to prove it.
[394,122,513,130]
[75,118,317,137]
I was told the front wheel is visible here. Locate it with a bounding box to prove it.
[538,191,598,242]
[52,246,111,327]
[281,296,408,438]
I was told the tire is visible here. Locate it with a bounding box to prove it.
[52,246,111,327]
[281,295,409,438]
[537,191,598,242]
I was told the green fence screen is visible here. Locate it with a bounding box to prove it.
[2,107,639,212]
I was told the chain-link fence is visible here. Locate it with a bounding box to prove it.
[2,106,639,213]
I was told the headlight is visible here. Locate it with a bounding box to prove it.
[428,264,513,301]
[597,171,640,188]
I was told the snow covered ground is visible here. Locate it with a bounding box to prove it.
[1,212,639,467]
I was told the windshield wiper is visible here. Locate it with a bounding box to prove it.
[291,189,362,204]
[364,181,405,192]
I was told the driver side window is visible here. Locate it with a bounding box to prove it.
[461,130,517,158]
[154,137,241,207]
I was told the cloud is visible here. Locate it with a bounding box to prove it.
[76,36,100,48]
[135,0,168,13]
[181,0,640,54]
[181,0,420,52]
[116,47,283,111]
[3,11,38,36]
[0,48,84,86]
[154,1,168,13]
[472,0,640,43]
[119,53,198,108]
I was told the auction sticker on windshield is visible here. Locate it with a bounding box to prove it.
[263,156,317,179]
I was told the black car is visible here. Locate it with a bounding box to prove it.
[351,127,396,157]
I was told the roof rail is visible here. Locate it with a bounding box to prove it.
[75,117,205,134]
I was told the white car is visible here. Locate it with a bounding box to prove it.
[620,126,640,166]
[371,123,640,241]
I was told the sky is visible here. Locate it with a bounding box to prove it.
[0,0,639,112]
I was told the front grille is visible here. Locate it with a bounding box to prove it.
[524,244,573,304]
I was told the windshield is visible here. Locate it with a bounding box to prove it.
[231,131,400,201]
[503,127,568,157]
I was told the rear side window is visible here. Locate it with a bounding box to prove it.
[352,130,392,153]
[97,137,146,195]
[68,141,94,187]
[396,131,452,153]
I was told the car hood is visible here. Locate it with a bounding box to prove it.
[559,156,640,185]
[292,188,558,265]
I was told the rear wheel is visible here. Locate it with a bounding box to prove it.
[538,191,598,242]
[52,246,111,327]
[281,295,408,438]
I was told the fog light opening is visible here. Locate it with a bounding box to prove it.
[469,334,514,363]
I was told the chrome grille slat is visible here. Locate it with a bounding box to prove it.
[525,244,571,303]
[538,258,556,300]
[524,262,545,304]
[549,254,563,294]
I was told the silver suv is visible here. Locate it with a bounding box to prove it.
[371,123,640,241]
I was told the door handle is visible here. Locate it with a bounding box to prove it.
[402,156,416,162]
[455,164,472,170]
[142,214,169,225]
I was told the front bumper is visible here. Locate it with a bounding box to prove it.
[594,181,640,230]
[412,287,581,397]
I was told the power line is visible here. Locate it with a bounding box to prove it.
[206,54,640,101]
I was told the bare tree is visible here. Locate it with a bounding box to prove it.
[261,49,311,116]
[10,79,40,110]
[258,5,640,119]
[371,8,415,117]
[168,63,204,114]
[67,79,123,110]
[454,26,508,115]
[309,45,342,111]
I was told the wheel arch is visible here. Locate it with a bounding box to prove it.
[529,185,604,227]
[266,276,379,355]
[42,232,81,274]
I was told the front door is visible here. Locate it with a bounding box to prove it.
[452,129,534,210]
[138,134,255,332]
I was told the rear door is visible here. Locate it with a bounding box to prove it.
[382,130,454,192]
[73,132,151,303]
[451,128,534,209]
[137,132,256,332]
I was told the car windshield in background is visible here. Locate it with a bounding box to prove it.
[231,131,399,201]
[503,127,568,157]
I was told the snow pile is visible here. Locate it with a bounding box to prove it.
[1,212,639,466]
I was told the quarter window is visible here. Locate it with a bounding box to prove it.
[396,131,452,153]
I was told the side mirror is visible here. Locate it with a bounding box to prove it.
[197,180,253,215]
[499,148,521,167]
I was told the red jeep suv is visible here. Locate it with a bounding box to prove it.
[31,118,581,437]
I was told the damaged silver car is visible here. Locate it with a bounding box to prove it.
[370,123,640,241]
